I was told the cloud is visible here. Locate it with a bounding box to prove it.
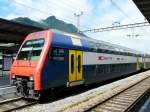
[8,0,92,24]
[83,0,150,53]
[3,0,150,53]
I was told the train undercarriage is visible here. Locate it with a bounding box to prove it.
[11,76,40,99]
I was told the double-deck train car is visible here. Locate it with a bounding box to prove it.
[10,30,150,99]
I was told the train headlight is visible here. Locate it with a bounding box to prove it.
[29,76,34,81]
[12,75,15,79]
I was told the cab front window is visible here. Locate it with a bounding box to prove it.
[17,38,45,61]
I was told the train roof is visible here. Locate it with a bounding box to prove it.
[83,38,143,54]
[51,29,144,56]
[80,35,143,56]
[29,29,145,56]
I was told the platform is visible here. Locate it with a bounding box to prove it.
[0,71,10,87]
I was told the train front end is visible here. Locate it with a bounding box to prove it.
[10,30,52,99]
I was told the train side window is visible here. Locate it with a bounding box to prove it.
[102,66,105,73]
[52,48,65,56]
[104,65,106,73]
[49,48,65,61]
[71,54,74,74]
[107,65,109,73]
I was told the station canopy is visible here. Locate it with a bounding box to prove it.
[0,18,44,44]
[133,0,150,23]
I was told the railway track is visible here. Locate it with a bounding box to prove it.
[88,76,150,112]
[5,71,148,112]
[0,86,16,96]
[0,97,37,112]
[0,86,17,102]
[63,75,150,112]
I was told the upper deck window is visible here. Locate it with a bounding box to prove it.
[49,48,65,61]
[17,38,45,61]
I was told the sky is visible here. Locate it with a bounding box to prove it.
[0,0,150,53]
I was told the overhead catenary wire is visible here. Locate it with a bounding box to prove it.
[81,22,150,33]
[9,0,53,16]
[46,0,94,30]
[9,0,76,24]
[8,0,150,35]
[8,0,114,32]
[82,0,144,33]
[46,0,85,14]
[110,0,150,36]
[110,0,135,23]
[82,0,150,35]
[45,0,90,31]
[45,0,90,30]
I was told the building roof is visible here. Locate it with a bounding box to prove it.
[133,0,150,22]
[0,18,44,43]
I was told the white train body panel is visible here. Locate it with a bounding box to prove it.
[83,52,137,65]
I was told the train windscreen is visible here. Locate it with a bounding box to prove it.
[17,38,45,61]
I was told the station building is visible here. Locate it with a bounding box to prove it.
[0,18,44,76]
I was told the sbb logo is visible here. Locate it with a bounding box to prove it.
[98,56,105,60]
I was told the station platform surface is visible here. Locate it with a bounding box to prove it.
[0,71,10,87]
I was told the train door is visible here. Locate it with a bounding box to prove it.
[69,50,83,82]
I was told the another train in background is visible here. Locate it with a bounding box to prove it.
[10,30,150,99]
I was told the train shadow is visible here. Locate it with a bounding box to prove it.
[38,69,149,104]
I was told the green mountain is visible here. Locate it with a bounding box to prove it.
[12,17,46,28]
[11,16,86,36]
